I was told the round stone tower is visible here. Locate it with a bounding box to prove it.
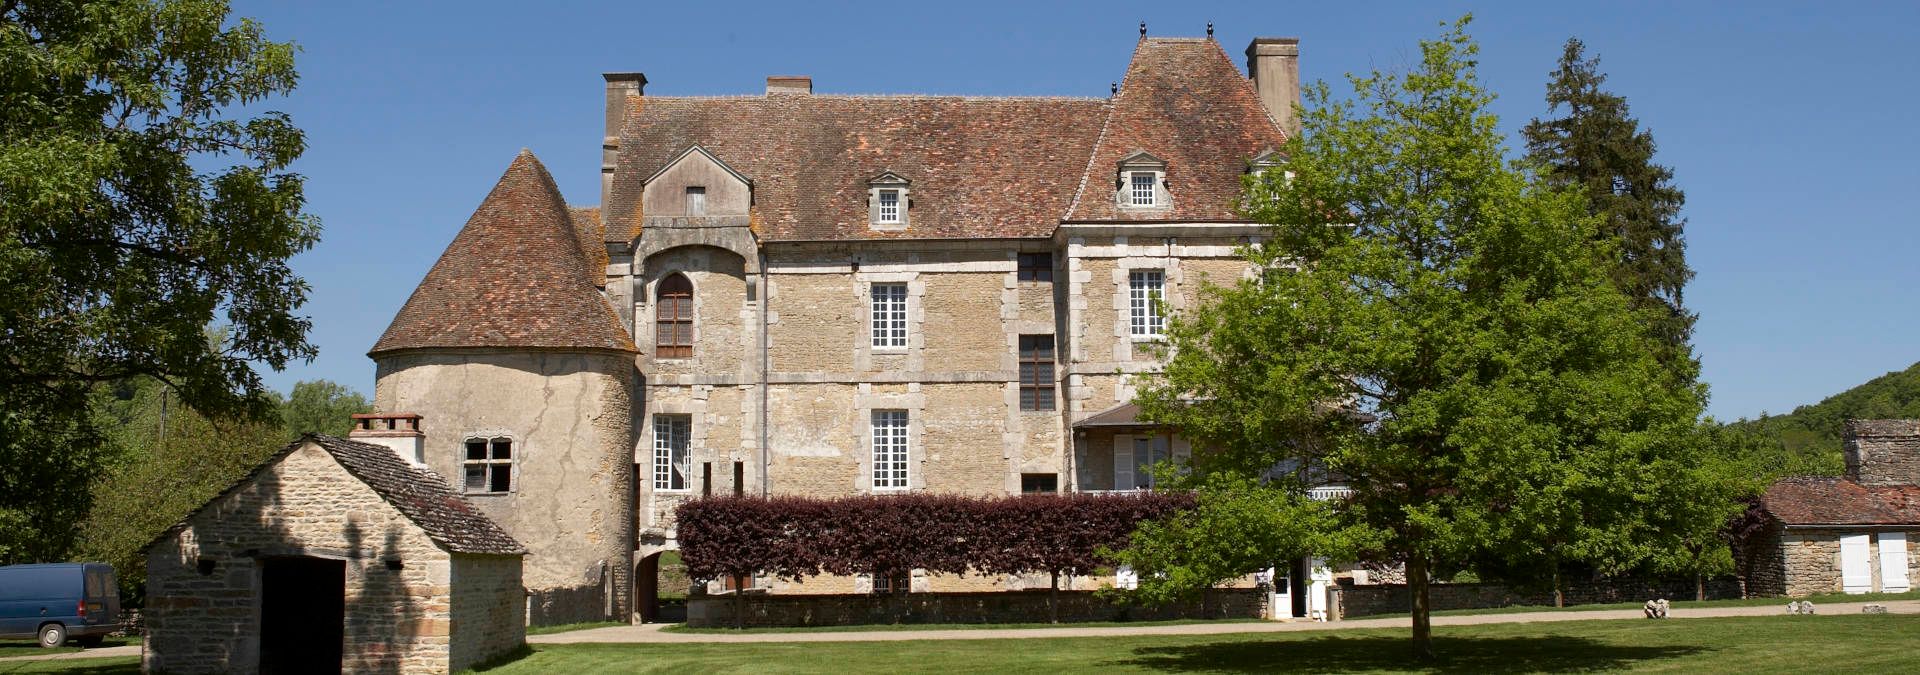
[368,150,639,625]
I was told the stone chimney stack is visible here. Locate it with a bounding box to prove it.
[1843,419,1920,486]
[766,76,812,96]
[1245,37,1301,136]
[602,72,647,208]
[349,413,425,466]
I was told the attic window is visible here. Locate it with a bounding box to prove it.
[867,171,911,230]
[1130,173,1157,206]
[1116,151,1168,210]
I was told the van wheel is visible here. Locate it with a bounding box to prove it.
[37,623,66,648]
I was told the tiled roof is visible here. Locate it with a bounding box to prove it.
[145,435,525,556]
[608,95,1108,241]
[603,38,1284,241]
[1066,38,1289,222]
[370,151,637,355]
[569,206,608,287]
[310,435,525,555]
[1760,476,1920,526]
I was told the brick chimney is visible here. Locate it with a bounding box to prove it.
[350,413,425,466]
[766,76,812,96]
[1245,37,1301,136]
[1843,419,1920,486]
[602,72,647,208]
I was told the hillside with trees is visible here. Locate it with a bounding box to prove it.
[1728,361,1920,475]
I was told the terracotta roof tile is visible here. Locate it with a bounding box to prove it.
[1067,38,1289,222]
[569,206,608,287]
[371,151,636,355]
[608,96,1108,241]
[1760,476,1920,526]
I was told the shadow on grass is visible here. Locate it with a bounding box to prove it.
[1115,635,1709,673]
[466,644,536,672]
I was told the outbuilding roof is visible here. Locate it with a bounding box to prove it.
[1760,476,1920,527]
[369,150,637,355]
[146,435,526,556]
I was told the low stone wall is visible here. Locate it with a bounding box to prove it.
[687,588,1267,628]
[1334,578,1742,619]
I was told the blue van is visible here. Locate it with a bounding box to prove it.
[0,563,120,648]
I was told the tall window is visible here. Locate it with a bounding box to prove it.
[1018,334,1056,411]
[685,186,706,216]
[463,437,513,493]
[1130,172,1157,206]
[871,410,909,489]
[655,273,694,358]
[1017,252,1053,282]
[653,415,691,491]
[1129,269,1165,337]
[877,189,901,224]
[870,283,908,349]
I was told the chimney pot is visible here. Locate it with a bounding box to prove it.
[350,413,427,466]
[766,76,812,96]
[1246,37,1301,136]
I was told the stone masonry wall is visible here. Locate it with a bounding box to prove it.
[1780,531,1844,596]
[1844,419,1920,486]
[144,443,460,674]
[448,554,526,672]
[373,350,634,625]
[688,588,1267,628]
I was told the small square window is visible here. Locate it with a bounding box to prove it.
[685,186,706,216]
[1130,172,1157,207]
[1021,473,1058,494]
[463,437,513,494]
[1017,253,1053,282]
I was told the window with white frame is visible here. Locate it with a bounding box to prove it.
[463,437,513,494]
[870,282,908,349]
[652,414,691,491]
[1129,269,1165,337]
[877,189,901,224]
[871,410,909,489]
[1130,172,1157,206]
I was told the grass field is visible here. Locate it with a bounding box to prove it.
[663,617,1268,634]
[6,613,1914,673]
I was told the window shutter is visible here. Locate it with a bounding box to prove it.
[1881,532,1910,592]
[1112,437,1133,491]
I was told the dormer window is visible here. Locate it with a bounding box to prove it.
[1116,150,1168,210]
[867,170,911,230]
[1129,172,1157,206]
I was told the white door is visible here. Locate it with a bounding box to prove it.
[1880,532,1910,592]
[1840,533,1873,594]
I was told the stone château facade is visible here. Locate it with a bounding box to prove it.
[368,32,1302,621]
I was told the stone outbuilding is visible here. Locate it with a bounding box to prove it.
[1741,420,1919,596]
[143,434,527,674]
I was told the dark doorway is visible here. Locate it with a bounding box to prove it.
[260,557,345,674]
[1290,558,1310,619]
[635,552,689,623]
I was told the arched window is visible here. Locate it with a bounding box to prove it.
[655,273,694,358]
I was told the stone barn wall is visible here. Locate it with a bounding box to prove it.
[449,554,527,671]
[144,444,457,673]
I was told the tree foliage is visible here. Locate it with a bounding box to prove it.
[282,379,371,437]
[1727,360,1920,475]
[1523,38,1693,357]
[1132,18,1707,659]
[0,0,316,561]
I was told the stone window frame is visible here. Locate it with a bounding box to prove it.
[460,432,516,496]
[853,270,926,371]
[869,282,909,350]
[653,272,696,359]
[1127,269,1166,339]
[651,413,693,492]
[1114,150,1170,211]
[854,383,925,494]
[867,170,911,231]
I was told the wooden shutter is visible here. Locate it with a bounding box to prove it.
[1112,437,1133,491]
[1880,532,1910,592]
[1840,533,1873,593]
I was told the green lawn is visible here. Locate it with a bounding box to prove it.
[527,621,630,636]
[0,657,138,675]
[1346,589,1920,619]
[13,613,1917,673]
[663,617,1267,634]
[0,639,130,659]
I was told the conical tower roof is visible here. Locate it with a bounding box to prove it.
[370,150,637,356]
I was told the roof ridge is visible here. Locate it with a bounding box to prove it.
[1065,43,1144,218]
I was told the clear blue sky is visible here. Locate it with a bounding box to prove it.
[235,0,1919,421]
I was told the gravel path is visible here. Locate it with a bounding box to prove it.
[0,644,140,663]
[527,599,1920,644]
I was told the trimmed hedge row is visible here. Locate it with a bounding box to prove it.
[674,492,1194,584]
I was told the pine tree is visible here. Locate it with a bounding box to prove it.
[1524,39,1695,358]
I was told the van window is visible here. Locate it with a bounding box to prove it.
[86,569,110,598]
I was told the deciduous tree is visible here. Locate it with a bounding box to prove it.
[0,0,316,561]
[1132,18,1704,660]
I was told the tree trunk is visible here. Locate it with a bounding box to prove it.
[1552,566,1564,608]
[732,575,745,630]
[1202,586,1214,620]
[1408,554,1435,661]
[1049,570,1061,624]
[1695,573,1705,602]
